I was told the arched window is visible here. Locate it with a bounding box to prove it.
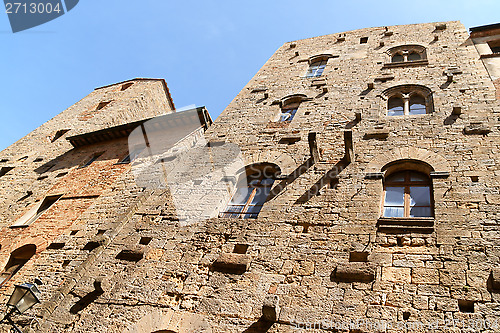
[391,53,404,63]
[305,56,328,78]
[383,85,433,116]
[409,94,426,115]
[388,96,404,116]
[278,94,306,123]
[383,171,432,218]
[222,163,279,219]
[387,45,427,65]
[0,244,36,287]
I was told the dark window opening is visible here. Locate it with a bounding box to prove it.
[458,300,474,313]
[391,54,404,63]
[97,229,106,235]
[70,230,78,236]
[0,244,36,288]
[233,244,249,254]
[488,40,500,54]
[51,129,70,142]
[18,156,28,162]
[121,83,134,91]
[47,242,65,250]
[33,157,43,163]
[0,167,14,178]
[360,37,368,44]
[96,101,111,111]
[81,152,104,168]
[403,312,411,320]
[139,237,152,245]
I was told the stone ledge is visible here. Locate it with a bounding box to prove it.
[463,123,492,135]
[377,217,434,234]
[211,253,250,274]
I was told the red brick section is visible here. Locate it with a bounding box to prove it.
[0,140,131,290]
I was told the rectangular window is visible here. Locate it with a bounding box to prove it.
[11,195,62,228]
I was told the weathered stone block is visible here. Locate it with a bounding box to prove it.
[212,253,249,274]
[331,263,375,283]
[382,267,411,284]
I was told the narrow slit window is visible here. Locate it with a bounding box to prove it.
[119,147,144,164]
[11,195,63,227]
[51,129,70,142]
[96,101,111,111]
[81,152,104,168]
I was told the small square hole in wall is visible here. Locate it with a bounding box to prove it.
[304,111,311,115]
[33,157,43,163]
[97,229,106,235]
[62,260,71,268]
[47,242,65,250]
[470,176,479,182]
[70,230,78,236]
[458,300,474,313]
[349,252,369,262]
[139,237,152,245]
[360,37,368,44]
[233,244,249,254]
[403,311,410,320]
[193,179,203,185]
[37,175,48,181]
[0,159,8,163]
[56,172,68,178]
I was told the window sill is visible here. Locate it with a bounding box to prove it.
[10,225,29,229]
[377,217,434,234]
[383,60,429,68]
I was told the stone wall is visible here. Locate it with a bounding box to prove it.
[1,22,500,333]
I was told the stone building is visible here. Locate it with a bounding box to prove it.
[0,20,499,332]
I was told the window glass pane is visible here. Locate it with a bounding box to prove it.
[408,52,421,61]
[409,187,431,206]
[409,95,427,115]
[251,187,271,205]
[260,178,274,186]
[392,54,404,62]
[410,173,427,182]
[280,109,297,122]
[226,205,244,213]
[384,206,404,217]
[386,173,405,183]
[385,187,404,206]
[410,206,432,217]
[388,97,404,116]
[229,187,252,205]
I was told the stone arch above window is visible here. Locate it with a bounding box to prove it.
[382,85,434,116]
[0,244,36,287]
[365,148,450,176]
[385,45,428,67]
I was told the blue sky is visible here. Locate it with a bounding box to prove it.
[1,0,499,151]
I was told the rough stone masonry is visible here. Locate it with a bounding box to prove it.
[0,21,499,332]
